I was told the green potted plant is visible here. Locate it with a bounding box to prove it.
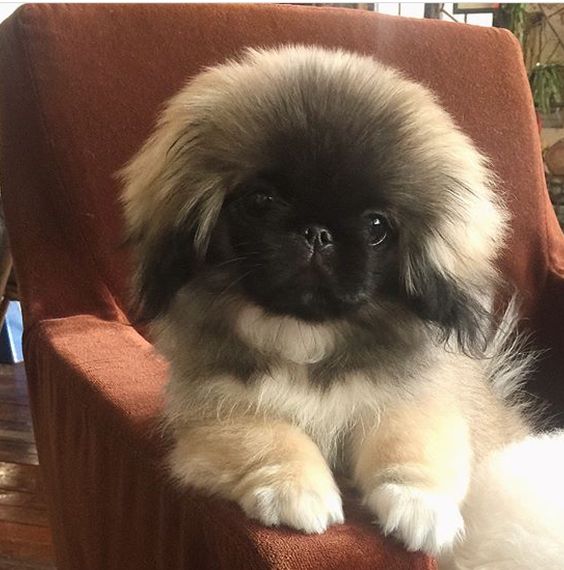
[529,63,563,127]
[498,3,564,128]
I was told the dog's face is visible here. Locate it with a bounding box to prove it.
[122,46,507,353]
[214,149,398,322]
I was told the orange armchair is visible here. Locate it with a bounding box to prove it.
[0,4,562,569]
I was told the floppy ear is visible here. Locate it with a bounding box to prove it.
[119,75,228,323]
[404,260,492,355]
[132,223,198,322]
[397,144,506,355]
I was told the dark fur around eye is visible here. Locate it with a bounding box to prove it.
[247,191,274,212]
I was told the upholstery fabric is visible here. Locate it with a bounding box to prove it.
[0,3,562,569]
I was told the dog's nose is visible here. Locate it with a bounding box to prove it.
[304,225,333,250]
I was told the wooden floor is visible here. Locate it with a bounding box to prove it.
[0,363,56,569]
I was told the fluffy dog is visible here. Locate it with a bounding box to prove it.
[120,45,534,555]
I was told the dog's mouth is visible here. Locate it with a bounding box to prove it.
[210,248,369,322]
[241,272,365,323]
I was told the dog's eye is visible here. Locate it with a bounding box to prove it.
[366,213,389,246]
[245,191,275,213]
[251,192,273,207]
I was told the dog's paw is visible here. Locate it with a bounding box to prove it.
[365,483,464,555]
[238,467,344,534]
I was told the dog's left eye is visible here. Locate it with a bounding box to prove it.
[366,213,389,246]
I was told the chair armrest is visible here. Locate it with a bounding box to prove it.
[23,316,434,570]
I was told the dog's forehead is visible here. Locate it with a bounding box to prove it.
[259,144,387,214]
[207,58,404,168]
[241,107,408,215]
[233,78,424,204]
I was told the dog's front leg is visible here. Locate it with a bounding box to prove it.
[169,418,344,533]
[352,398,471,554]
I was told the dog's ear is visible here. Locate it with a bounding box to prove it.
[119,86,226,323]
[405,262,492,354]
[132,223,198,322]
[400,228,497,355]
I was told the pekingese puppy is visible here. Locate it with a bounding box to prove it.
[120,46,533,555]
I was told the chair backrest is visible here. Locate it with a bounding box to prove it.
[0,4,562,413]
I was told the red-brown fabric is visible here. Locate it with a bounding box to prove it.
[0,3,562,569]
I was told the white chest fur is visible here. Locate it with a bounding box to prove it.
[235,305,336,365]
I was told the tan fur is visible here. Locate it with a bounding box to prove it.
[160,318,528,550]
[169,419,344,533]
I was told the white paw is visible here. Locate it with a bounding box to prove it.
[238,470,344,534]
[366,483,464,555]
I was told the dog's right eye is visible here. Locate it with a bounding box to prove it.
[244,191,275,214]
[249,191,273,208]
